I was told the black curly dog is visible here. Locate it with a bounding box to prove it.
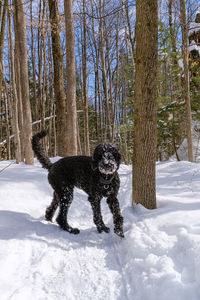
[32,131,124,237]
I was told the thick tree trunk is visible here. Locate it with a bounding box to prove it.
[132,0,158,209]
[64,0,77,156]
[180,0,194,162]
[14,0,34,164]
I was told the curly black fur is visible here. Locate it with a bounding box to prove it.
[32,131,52,170]
[32,131,124,237]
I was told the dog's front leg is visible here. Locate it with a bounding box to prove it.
[89,196,110,234]
[107,196,124,238]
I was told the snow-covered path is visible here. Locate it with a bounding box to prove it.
[0,160,200,300]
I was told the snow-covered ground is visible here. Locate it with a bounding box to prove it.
[0,159,200,300]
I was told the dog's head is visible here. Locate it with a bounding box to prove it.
[91,143,121,175]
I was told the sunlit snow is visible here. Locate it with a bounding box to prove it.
[0,159,200,300]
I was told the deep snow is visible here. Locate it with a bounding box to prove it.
[0,159,200,300]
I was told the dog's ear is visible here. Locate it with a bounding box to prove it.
[91,158,98,171]
[117,151,121,164]
[113,146,121,164]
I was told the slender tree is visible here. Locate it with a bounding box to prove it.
[99,0,112,141]
[48,0,68,156]
[132,0,158,209]
[180,0,194,162]
[14,0,34,164]
[82,0,90,155]
[30,0,37,126]
[0,0,7,106]
[8,5,21,163]
[64,0,77,156]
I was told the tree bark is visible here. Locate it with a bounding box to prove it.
[64,0,77,156]
[132,0,158,209]
[14,0,34,164]
[99,0,112,141]
[82,0,90,155]
[8,5,21,163]
[180,0,194,162]
[30,0,37,126]
[48,0,68,156]
[0,0,8,106]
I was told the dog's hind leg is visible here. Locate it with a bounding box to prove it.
[56,185,80,234]
[89,196,110,234]
[45,192,59,222]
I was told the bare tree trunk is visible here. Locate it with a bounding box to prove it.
[14,0,34,165]
[5,94,11,160]
[0,0,2,21]
[0,0,7,106]
[41,0,46,132]
[30,0,37,126]
[132,0,158,209]
[37,0,42,130]
[64,0,77,156]
[0,65,10,159]
[120,0,134,66]
[8,5,21,163]
[47,21,54,157]
[113,13,120,144]
[53,103,57,157]
[48,0,68,156]
[125,0,135,57]
[82,0,90,155]
[180,0,194,162]
[99,0,111,141]
[14,31,24,161]
[14,39,24,161]
[90,0,100,142]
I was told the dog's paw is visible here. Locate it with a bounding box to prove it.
[45,210,54,222]
[114,228,124,238]
[61,225,80,235]
[97,225,110,233]
[68,227,80,234]
[56,217,80,234]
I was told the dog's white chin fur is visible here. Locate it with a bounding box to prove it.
[99,164,117,175]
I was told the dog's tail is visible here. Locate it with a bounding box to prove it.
[32,130,53,170]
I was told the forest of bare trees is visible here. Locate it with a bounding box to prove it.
[0,0,200,208]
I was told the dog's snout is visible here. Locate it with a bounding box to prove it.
[104,161,113,168]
